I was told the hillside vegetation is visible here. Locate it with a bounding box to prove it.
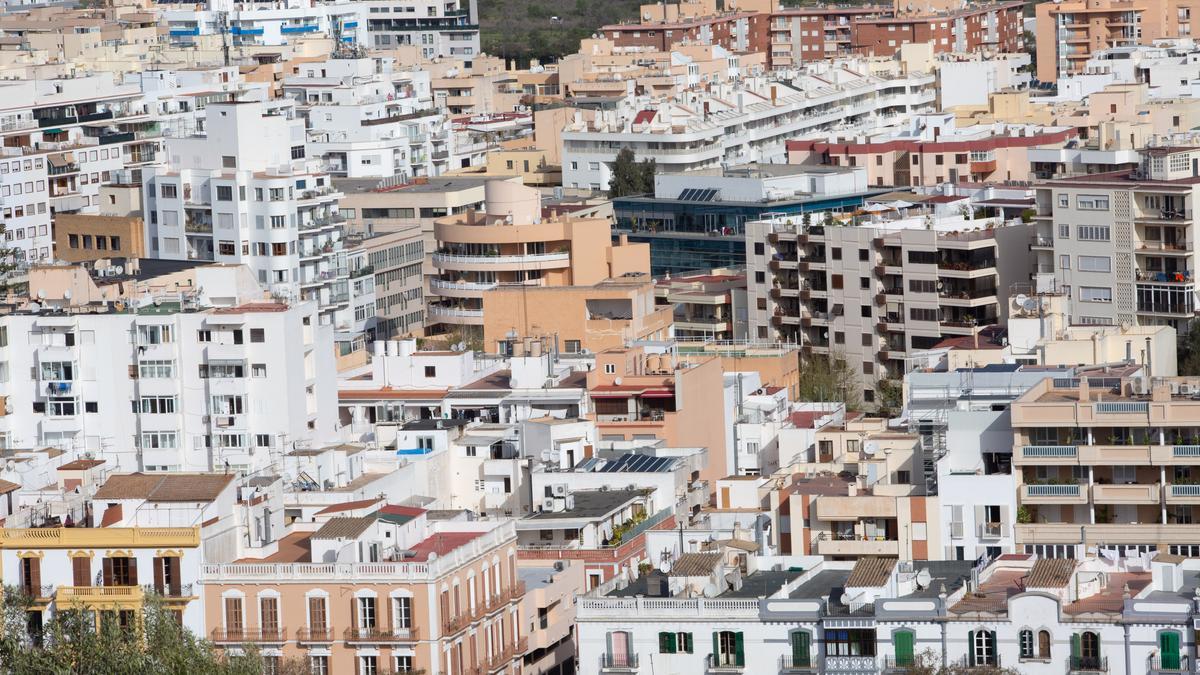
[480,0,644,65]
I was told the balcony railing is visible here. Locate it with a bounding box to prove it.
[706,654,744,672]
[1147,655,1189,673]
[1025,484,1082,497]
[1068,655,1108,672]
[779,655,816,672]
[295,627,334,642]
[1022,445,1077,458]
[1096,402,1149,414]
[343,626,419,642]
[210,628,288,643]
[599,653,639,671]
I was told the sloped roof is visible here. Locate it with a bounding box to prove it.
[312,516,374,540]
[846,557,896,588]
[93,473,235,502]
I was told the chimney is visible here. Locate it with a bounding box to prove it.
[770,85,777,104]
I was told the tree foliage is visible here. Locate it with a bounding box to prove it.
[0,587,263,675]
[797,351,862,410]
[903,650,1022,675]
[1180,321,1200,375]
[875,378,903,416]
[608,148,656,198]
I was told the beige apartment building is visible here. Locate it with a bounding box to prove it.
[746,212,1032,405]
[1031,144,1200,333]
[654,268,748,341]
[1035,0,1200,81]
[350,228,427,338]
[1011,374,1200,558]
[52,213,145,262]
[428,180,652,342]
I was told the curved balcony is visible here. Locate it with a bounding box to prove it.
[432,251,570,272]
[429,278,498,297]
[428,305,485,325]
[434,219,569,244]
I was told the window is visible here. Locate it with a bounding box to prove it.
[1019,629,1035,659]
[1077,225,1111,241]
[1079,286,1113,303]
[604,364,616,375]
[251,363,267,377]
[713,631,744,667]
[1077,255,1111,273]
[658,631,693,654]
[138,359,174,379]
[970,630,997,666]
[392,596,411,629]
[137,396,176,414]
[826,629,875,657]
[160,183,177,199]
[250,328,265,342]
[309,656,328,675]
[394,656,414,673]
[424,366,436,377]
[359,656,377,675]
[222,156,237,169]
[141,432,178,449]
[1072,631,1101,670]
[1076,195,1110,210]
[565,340,581,353]
[216,185,233,201]
[1038,630,1052,659]
[358,596,376,630]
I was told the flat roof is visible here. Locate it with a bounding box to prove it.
[525,489,647,520]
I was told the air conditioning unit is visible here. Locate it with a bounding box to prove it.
[552,483,568,497]
[541,497,557,512]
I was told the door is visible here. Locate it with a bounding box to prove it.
[1161,631,1181,670]
[895,631,914,667]
[791,632,811,668]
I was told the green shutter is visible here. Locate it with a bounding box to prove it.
[659,632,673,654]
[895,630,914,667]
[713,632,720,664]
[735,632,745,667]
[683,632,693,654]
[1162,631,1181,670]
[792,632,811,667]
[967,631,975,666]
[988,632,997,665]
[668,632,677,654]
[1071,633,1081,665]
[606,632,614,663]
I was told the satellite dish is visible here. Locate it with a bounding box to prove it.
[863,441,878,457]
[916,568,932,589]
[36,289,46,299]
[63,289,71,300]
[614,377,622,386]
[837,592,850,605]
[702,583,720,598]
[659,560,672,574]
[1013,293,1029,309]
[113,266,123,275]
[1022,298,1038,312]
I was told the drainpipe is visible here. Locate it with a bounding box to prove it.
[1123,623,1131,675]
[940,618,948,665]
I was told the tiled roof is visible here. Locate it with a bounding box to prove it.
[315,498,381,515]
[1026,558,1076,588]
[93,473,235,502]
[846,557,896,588]
[312,516,374,540]
[57,459,104,470]
[1063,572,1151,615]
[0,479,20,494]
[669,552,722,577]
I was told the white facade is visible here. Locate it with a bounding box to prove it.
[143,101,348,321]
[161,0,367,48]
[359,0,480,60]
[0,297,337,473]
[561,65,936,190]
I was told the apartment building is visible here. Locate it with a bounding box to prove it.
[348,228,425,339]
[1032,144,1200,333]
[578,551,1200,675]
[851,1,1024,59]
[746,210,1032,404]
[285,56,446,180]
[160,0,366,48]
[0,73,151,262]
[143,101,348,321]
[588,346,730,480]
[1009,372,1200,559]
[766,6,888,68]
[558,40,763,100]
[1035,0,1200,81]
[427,180,651,341]
[0,471,240,636]
[561,64,936,191]
[517,559,585,675]
[654,269,747,341]
[787,116,1078,188]
[613,164,878,275]
[52,213,145,262]
[0,266,337,472]
[202,509,526,675]
[360,0,480,59]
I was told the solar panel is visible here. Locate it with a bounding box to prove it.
[597,453,674,473]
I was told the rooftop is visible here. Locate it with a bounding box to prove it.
[92,473,235,502]
[524,489,648,521]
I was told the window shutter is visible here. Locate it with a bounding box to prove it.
[735,632,745,666]
[988,631,997,664]
[1071,633,1081,663]
[667,632,677,653]
[29,558,40,592]
[169,558,181,596]
[128,557,138,585]
[712,632,720,664]
[967,631,975,666]
[896,630,914,666]
[153,557,164,593]
[659,632,669,653]
[102,558,113,586]
[351,597,358,630]
[606,632,614,662]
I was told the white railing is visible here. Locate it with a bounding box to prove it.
[202,522,514,582]
[1025,484,1082,497]
[430,278,497,292]
[432,252,569,266]
[428,306,483,319]
[1021,445,1078,458]
[577,596,761,619]
[1171,484,1200,497]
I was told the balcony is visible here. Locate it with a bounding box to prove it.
[599,654,639,672]
[0,526,199,548]
[1078,444,1152,465]
[1166,483,1200,504]
[977,522,1007,539]
[344,626,419,643]
[428,305,485,324]
[779,655,817,673]
[1021,483,1086,504]
[1030,235,1054,250]
[707,655,744,673]
[296,627,335,643]
[814,535,901,556]
[56,585,144,608]
[1147,655,1189,674]
[210,628,288,643]
[1068,656,1108,673]
[1092,483,1159,504]
[1017,445,1078,464]
[432,251,570,271]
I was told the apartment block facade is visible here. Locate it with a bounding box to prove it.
[1032,145,1199,333]
[143,101,348,321]
[746,213,1031,402]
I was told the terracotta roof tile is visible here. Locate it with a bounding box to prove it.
[93,473,235,502]
[1026,558,1076,589]
[668,552,722,577]
[312,516,374,540]
[847,557,896,588]
[314,498,381,515]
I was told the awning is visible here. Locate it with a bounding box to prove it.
[47,152,73,168]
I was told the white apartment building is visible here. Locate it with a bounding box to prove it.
[284,55,447,180]
[561,64,936,191]
[143,100,349,321]
[359,0,480,60]
[1032,143,1200,332]
[0,283,337,473]
[161,0,366,47]
[0,74,150,262]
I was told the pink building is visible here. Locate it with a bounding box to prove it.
[202,506,526,675]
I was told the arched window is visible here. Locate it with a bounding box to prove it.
[969,629,997,666]
[1018,630,1034,659]
[1072,631,1101,670]
[1038,630,1051,659]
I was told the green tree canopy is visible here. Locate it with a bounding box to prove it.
[608,148,655,198]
